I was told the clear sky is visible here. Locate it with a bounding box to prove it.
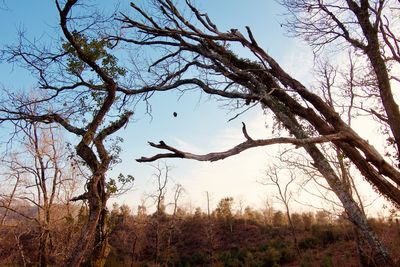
[0,1,386,215]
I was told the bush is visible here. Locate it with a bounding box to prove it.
[311,225,340,245]
[179,252,209,266]
[219,250,243,267]
[265,248,282,267]
[299,237,319,250]
[321,252,334,267]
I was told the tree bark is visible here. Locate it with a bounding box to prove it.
[88,208,110,267]
[66,174,110,267]
[261,96,395,266]
[38,224,50,267]
[346,0,400,157]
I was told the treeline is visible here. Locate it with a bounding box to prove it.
[1,199,399,266]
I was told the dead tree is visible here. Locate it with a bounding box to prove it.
[262,164,302,259]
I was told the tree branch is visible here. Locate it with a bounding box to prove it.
[137,132,347,162]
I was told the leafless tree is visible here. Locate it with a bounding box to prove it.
[165,183,184,265]
[117,1,398,265]
[0,119,76,267]
[144,163,184,265]
[281,0,400,160]
[306,51,387,266]
[14,230,30,267]
[261,164,302,258]
[149,163,169,264]
[0,159,21,226]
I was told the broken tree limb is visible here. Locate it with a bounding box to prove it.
[137,132,347,163]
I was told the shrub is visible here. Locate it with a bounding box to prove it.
[321,252,334,267]
[311,225,340,245]
[299,237,319,250]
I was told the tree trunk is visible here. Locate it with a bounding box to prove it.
[347,1,400,157]
[261,98,395,266]
[38,227,49,267]
[154,219,160,264]
[88,208,111,267]
[67,204,101,266]
[285,205,301,259]
[354,227,376,267]
[66,175,110,267]
[14,232,28,267]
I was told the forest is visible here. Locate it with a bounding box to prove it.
[0,0,400,266]
[1,196,400,266]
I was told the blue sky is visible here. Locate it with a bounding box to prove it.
[2,1,373,214]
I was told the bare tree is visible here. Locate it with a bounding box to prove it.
[0,119,76,267]
[281,0,400,161]
[165,183,184,265]
[277,144,382,265]
[148,163,169,264]
[300,52,385,265]
[117,1,398,265]
[262,164,302,259]
[144,163,184,265]
[0,158,21,226]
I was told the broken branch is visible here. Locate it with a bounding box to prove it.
[137,132,346,163]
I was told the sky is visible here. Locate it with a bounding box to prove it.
[0,1,388,215]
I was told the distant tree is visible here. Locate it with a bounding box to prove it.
[302,212,315,231]
[0,120,78,266]
[243,206,256,225]
[272,211,286,227]
[132,201,149,263]
[193,207,203,218]
[260,198,275,226]
[119,204,131,220]
[235,196,246,218]
[316,210,332,225]
[145,163,184,265]
[215,197,235,232]
[215,197,234,220]
[147,164,169,264]
[291,213,303,230]
[137,204,147,218]
[110,203,131,227]
[262,164,301,258]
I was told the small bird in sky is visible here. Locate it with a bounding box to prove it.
[173,112,178,117]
